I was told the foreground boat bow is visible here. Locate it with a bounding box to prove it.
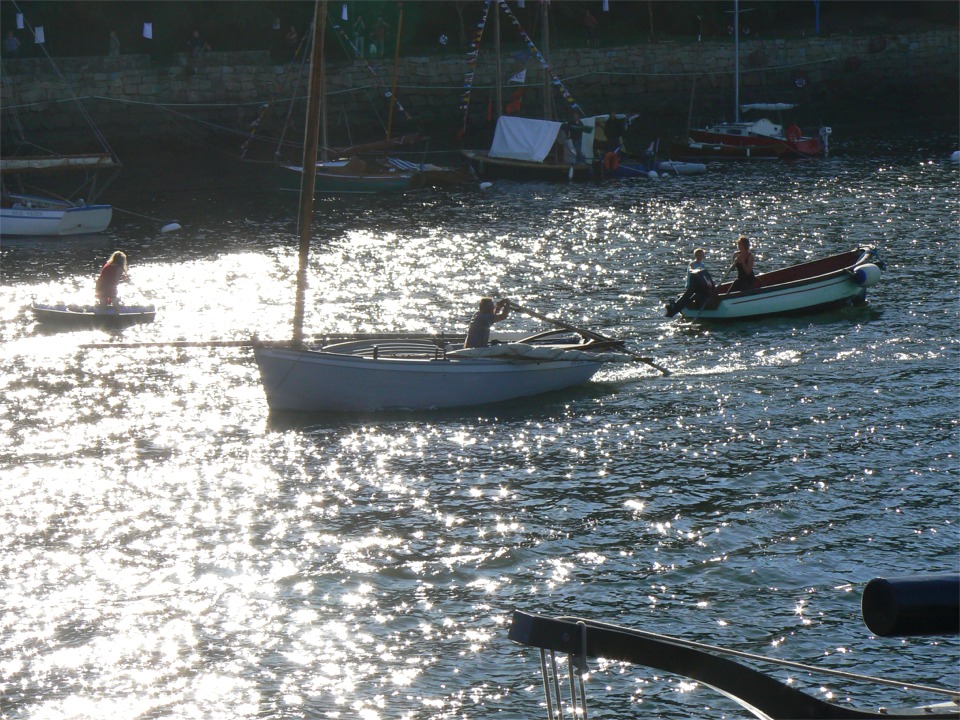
[509,610,959,719]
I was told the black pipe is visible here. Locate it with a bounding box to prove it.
[862,574,960,637]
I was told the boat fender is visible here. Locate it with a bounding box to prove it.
[785,125,802,142]
[862,574,960,637]
[648,170,659,180]
[603,152,619,172]
[851,263,881,287]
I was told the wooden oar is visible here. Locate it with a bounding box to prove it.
[508,301,670,376]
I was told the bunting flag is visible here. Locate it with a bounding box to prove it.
[329,17,411,121]
[496,0,583,116]
[507,69,526,84]
[457,0,493,136]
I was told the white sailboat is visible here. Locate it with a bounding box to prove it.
[0,10,121,237]
[253,1,664,413]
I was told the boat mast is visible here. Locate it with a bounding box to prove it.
[733,0,740,124]
[542,0,552,120]
[292,0,326,347]
[494,0,503,119]
[386,3,405,139]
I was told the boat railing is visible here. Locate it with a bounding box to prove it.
[322,337,451,360]
[508,575,960,720]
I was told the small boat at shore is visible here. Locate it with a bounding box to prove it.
[31,302,157,330]
[1,191,113,237]
[509,575,960,720]
[675,246,884,322]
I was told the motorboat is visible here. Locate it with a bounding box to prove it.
[674,246,884,322]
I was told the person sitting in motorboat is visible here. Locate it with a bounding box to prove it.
[665,247,715,317]
[730,235,756,292]
[95,250,128,306]
[464,297,510,348]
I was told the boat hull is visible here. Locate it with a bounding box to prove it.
[31,303,156,329]
[668,140,782,161]
[0,199,112,237]
[610,160,707,178]
[681,247,883,321]
[462,150,594,183]
[685,127,825,159]
[277,163,417,194]
[254,344,604,412]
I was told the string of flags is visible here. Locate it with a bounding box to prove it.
[496,0,583,116]
[329,18,412,121]
[458,0,493,132]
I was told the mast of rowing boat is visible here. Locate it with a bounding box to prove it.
[292,0,326,347]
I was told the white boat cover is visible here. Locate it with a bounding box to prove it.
[489,116,565,163]
[448,342,632,364]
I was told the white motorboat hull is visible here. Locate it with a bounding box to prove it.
[254,345,605,412]
[680,247,883,321]
[0,200,112,237]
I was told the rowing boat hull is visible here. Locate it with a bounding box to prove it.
[31,303,156,329]
[681,247,884,321]
[277,162,417,194]
[253,344,604,412]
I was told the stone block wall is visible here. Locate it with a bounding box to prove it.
[1,30,956,151]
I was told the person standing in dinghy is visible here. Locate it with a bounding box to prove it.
[464,297,510,348]
[95,251,128,306]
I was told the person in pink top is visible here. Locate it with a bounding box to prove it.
[95,251,128,306]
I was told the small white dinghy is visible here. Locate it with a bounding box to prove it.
[31,302,157,330]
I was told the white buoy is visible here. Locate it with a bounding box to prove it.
[479,182,493,190]
[647,170,658,179]
[951,150,960,164]
[160,222,182,233]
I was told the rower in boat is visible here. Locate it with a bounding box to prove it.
[95,250,128,306]
[464,297,510,348]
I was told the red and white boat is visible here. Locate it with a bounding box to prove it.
[685,104,829,159]
[671,0,829,162]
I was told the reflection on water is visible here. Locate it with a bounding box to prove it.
[1,141,958,718]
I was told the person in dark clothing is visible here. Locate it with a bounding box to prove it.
[730,235,756,292]
[666,248,714,317]
[464,298,509,348]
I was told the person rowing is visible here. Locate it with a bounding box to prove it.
[665,247,715,317]
[95,250,128,306]
[464,297,510,348]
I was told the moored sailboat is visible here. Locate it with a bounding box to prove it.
[670,0,829,162]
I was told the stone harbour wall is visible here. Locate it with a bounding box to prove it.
[1,29,956,149]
